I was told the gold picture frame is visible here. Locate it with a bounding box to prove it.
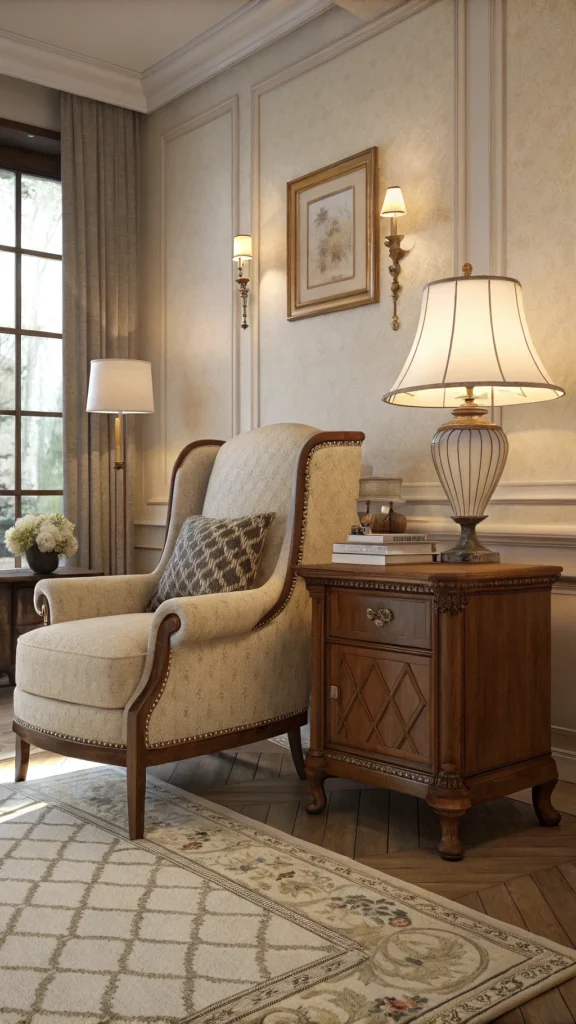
[287,147,379,321]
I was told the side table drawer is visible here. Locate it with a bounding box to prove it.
[328,589,432,650]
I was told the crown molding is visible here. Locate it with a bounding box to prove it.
[0,0,333,113]
[142,0,334,112]
[0,27,146,112]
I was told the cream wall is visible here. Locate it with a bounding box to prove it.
[137,0,576,777]
[0,73,60,130]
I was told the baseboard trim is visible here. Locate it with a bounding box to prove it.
[552,747,576,784]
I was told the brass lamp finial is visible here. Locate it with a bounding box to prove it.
[462,262,473,278]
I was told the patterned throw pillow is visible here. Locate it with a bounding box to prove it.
[148,513,275,611]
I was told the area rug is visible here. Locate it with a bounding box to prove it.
[1,768,576,1024]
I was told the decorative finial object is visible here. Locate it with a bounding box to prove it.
[462,263,473,278]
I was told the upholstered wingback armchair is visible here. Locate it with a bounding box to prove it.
[13,423,363,837]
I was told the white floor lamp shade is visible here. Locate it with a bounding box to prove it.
[86,359,154,415]
[383,267,564,562]
[86,359,154,572]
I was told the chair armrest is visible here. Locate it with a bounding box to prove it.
[35,573,157,624]
[150,576,283,648]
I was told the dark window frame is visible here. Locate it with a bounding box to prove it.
[0,120,63,563]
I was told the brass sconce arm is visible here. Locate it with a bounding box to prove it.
[235,260,250,331]
[385,230,410,331]
[380,186,411,330]
[233,235,252,331]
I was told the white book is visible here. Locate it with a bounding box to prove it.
[334,542,434,555]
[332,553,435,565]
[346,533,427,544]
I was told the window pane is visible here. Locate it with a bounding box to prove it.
[0,494,15,569]
[21,335,62,412]
[0,415,15,489]
[0,250,15,329]
[0,170,15,247]
[21,175,62,255]
[0,334,15,410]
[22,494,63,516]
[21,415,63,490]
[21,254,62,333]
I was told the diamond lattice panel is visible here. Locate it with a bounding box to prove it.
[329,646,430,762]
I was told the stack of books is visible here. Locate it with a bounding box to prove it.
[332,533,436,566]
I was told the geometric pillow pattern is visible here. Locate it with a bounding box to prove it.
[148,513,274,611]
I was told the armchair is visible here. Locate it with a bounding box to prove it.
[13,423,363,837]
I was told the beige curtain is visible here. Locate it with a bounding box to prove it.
[61,93,140,574]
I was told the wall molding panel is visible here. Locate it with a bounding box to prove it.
[249,0,438,427]
[151,95,239,506]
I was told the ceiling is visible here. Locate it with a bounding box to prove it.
[0,0,251,73]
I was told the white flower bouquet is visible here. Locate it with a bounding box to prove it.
[5,513,78,558]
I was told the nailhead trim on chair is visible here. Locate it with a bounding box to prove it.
[146,438,361,746]
[147,706,309,749]
[254,439,362,630]
[12,716,127,749]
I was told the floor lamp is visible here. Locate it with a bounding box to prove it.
[86,359,154,573]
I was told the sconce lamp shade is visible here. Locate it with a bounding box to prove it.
[359,476,404,505]
[380,186,407,218]
[86,359,154,414]
[382,275,564,408]
[233,235,252,261]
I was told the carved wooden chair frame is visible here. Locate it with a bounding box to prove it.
[13,431,363,838]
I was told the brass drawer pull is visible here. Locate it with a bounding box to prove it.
[366,606,394,627]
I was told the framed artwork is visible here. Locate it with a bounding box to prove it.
[287,147,379,321]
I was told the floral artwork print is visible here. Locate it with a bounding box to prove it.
[307,187,354,288]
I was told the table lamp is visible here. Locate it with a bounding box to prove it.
[87,359,154,570]
[382,264,564,562]
[359,477,406,533]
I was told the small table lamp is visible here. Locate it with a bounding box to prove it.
[382,265,564,562]
[359,477,406,533]
[87,359,154,570]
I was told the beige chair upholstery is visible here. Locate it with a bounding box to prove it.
[13,423,363,837]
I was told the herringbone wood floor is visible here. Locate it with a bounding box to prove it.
[3,690,576,1022]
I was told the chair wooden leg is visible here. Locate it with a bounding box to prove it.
[287,726,307,781]
[15,734,30,782]
[127,750,146,840]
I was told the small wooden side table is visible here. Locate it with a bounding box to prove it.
[297,562,562,860]
[0,567,101,684]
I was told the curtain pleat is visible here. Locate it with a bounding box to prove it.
[61,94,140,573]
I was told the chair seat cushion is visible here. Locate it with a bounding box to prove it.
[16,613,154,710]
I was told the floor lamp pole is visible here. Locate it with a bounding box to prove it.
[113,412,127,574]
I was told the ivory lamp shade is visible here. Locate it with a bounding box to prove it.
[86,359,154,414]
[359,477,404,504]
[382,275,564,408]
[380,186,407,218]
[233,235,252,260]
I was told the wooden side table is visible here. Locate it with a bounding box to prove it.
[0,567,101,684]
[297,562,562,860]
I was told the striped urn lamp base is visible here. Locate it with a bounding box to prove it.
[431,389,509,563]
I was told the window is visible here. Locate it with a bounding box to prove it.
[0,136,63,567]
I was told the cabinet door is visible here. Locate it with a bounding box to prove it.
[327,643,432,765]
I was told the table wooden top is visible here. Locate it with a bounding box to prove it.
[296,562,563,584]
[0,567,101,583]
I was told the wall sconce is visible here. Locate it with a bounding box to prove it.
[233,234,252,330]
[380,186,410,331]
